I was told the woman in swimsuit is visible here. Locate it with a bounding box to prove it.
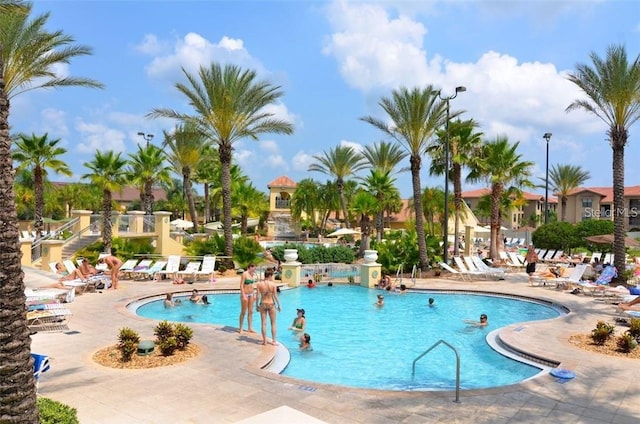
[289,308,306,332]
[256,268,281,345]
[239,263,258,334]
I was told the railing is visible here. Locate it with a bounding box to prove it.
[395,264,403,285]
[275,199,291,209]
[412,340,460,403]
[31,217,80,261]
[410,264,418,287]
[300,263,360,284]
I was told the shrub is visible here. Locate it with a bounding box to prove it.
[38,397,79,424]
[174,323,194,350]
[117,327,141,362]
[591,321,615,345]
[154,320,194,355]
[627,318,640,342]
[616,333,638,353]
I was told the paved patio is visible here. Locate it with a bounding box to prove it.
[26,267,640,423]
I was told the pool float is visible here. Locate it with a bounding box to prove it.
[550,368,575,379]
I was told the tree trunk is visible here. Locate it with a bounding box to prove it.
[612,131,627,284]
[453,160,462,256]
[489,182,503,260]
[219,143,234,269]
[143,180,154,216]
[102,189,113,253]
[183,169,197,232]
[410,154,428,271]
[375,209,383,243]
[0,45,40,421]
[34,165,44,241]
[203,182,210,223]
[561,196,567,222]
[337,179,349,229]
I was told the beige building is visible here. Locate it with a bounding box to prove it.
[266,175,300,238]
[560,185,640,230]
[461,188,557,230]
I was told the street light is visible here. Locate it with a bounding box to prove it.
[543,132,552,224]
[438,86,466,264]
[137,132,154,147]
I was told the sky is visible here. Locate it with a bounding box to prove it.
[9,0,640,199]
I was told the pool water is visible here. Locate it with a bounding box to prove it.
[134,286,561,390]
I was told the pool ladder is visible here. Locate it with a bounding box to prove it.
[412,339,460,403]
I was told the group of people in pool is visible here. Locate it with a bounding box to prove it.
[163,289,210,307]
[238,263,313,349]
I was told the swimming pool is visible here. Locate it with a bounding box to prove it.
[133,286,562,390]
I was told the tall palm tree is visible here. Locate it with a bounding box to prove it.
[421,186,446,236]
[127,143,173,216]
[12,132,72,239]
[361,169,398,242]
[57,182,86,217]
[428,119,483,255]
[232,181,268,234]
[291,178,321,232]
[468,136,534,259]
[82,151,128,253]
[1,3,103,98]
[162,124,204,229]
[0,2,101,419]
[566,44,640,281]
[360,141,408,174]
[362,86,447,271]
[309,145,366,229]
[148,63,293,263]
[548,164,591,222]
[351,189,378,253]
[192,144,219,223]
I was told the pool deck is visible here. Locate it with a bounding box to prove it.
[26,267,640,423]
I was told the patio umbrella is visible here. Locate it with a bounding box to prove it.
[327,228,360,237]
[170,218,194,229]
[584,234,640,248]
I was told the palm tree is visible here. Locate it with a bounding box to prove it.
[1,3,103,98]
[0,2,101,419]
[82,151,128,253]
[361,169,398,242]
[468,136,534,259]
[162,124,204,229]
[57,182,86,217]
[127,143,173,217]
[232,181,268,234]
[548,164,591,222]
[361,86,447,271]
[148,63,293,264]
[12,132,72,239]
[309,145,366,229]
[428,119,483,255]
[192,144,219,223]
[351,189,378,253]
[360,141,408,174]
[566,44,640,281]
[421,186,446,236]
[291,178,321,232]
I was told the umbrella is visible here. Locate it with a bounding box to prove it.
[472,225,491,233]
[170,218,194,229]
[584,234,640,248]
[327,228,360,237]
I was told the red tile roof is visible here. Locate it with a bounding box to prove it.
[565,185,640,203]
[52,182,167,202]
[267,175,297,188]
[461,188,557,203]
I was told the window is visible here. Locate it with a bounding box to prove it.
[581,197,593,208]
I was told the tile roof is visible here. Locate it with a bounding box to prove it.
[52,182,167,202]
[565,185,640,203]
[461,188,557,203]
[267,175,297,188]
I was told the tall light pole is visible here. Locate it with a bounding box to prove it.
[439,86,466,264]
[543,132,552,224]
[137,132,154,147]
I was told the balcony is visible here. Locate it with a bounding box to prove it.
[275,199,290,209]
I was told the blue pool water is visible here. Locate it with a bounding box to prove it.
[134,286,561,390]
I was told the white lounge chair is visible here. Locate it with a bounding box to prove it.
[177,261,202,283]
[195,256,216,282]
[453,257,485,280]
[438,262,469,281]
[163,255,182,280]
[471,256,506,278]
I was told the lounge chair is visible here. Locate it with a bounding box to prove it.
[471,256,506,277]
[452,257,485,280]
[125,259,153,280]
[25,287,75,303]
[140,261,167,281]
[27,307,72,332]
[195,255,217,282]
[577,265,618,295]
[590,252,602,264]
[31,353,51,392]
[177,261,202,283]
[438,262,469,281]
[162,255,182,280]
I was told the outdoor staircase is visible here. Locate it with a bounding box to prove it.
[62,234,102,258]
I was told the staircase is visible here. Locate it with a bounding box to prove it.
[62,234,102,258]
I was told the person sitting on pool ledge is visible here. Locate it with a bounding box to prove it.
[299,333,312,351]
[374,294,384,307]
[464,314,488,327]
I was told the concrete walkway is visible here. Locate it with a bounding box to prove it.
[26,268,640,423]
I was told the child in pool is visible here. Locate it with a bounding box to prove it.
[299,333,312,351]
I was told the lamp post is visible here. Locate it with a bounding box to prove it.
[137,132,154,147]
[543,132,552,224]
[439,86,466,264]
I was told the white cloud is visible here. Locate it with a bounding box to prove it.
[135,34,168,55]
[266,154,288,170]
[340,139,364,153]
[40,108,69,138]
[75,120,126,154]
[292,151,315,171]
[260,140,280,154]
[262,102,300,127]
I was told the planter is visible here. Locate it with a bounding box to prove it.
[283,249,299,263]
[363,250,378,264]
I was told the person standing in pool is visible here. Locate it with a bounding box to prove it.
[256,268,281,345]
[464,314,488,327]
[299,333,312,351]
[374,294,384,307]
[239,263,258,334]
[289,308,306,332]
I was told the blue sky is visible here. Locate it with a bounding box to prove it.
[10,0,640,198]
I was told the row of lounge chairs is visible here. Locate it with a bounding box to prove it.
[120,255,217,282]
[439,256,506,281]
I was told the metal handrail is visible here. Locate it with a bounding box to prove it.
[31,217,81,260]
[412,339,461,403]
[395,264,403,285]
[410,264,418,287]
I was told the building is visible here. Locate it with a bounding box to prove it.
[266,176,299,239]
[461,188,557,230]
[52,182,168,212]
[560,185,640,230]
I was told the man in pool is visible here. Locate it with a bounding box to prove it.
[464,314,488,327]
[299,333,312,351]
[374,294,384,307]
[427,298,435,307]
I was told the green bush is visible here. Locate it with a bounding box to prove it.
[117,327,141,362]
[174,323,194,350]
[532,221,579,251]
[627,318,640,342]
[616,333,637,353]
[270,243,355,265]
[591,321,615,345]
[157,336,178,356]
[38,397,79,424]
[74,237,154,263]
[371,230,441,274]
